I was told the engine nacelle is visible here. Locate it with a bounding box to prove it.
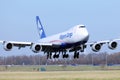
[31,43,42,53]
[92,43,101,52]
[3,42,13,51]
[108,41,117,50]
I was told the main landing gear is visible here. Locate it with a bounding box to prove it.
[46,51,69,59]
[46,50,82,59]
[46,45,85,59]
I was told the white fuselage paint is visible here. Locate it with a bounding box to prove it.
[39,25,89,47]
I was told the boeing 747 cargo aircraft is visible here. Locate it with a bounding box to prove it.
[0,16,119,59]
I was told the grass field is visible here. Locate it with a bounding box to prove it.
[1,65,120,71]
[0,65,120,80]
[0,71,120,80]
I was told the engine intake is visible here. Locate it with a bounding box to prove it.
[108,41,117,49]
[31,43,42,53]
[92,43,101,52]
[4,42,13,51]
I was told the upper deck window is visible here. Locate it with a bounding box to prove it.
[79,25,85,28]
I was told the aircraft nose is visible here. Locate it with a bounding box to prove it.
[85,33,89,41]
[83,30,89,41]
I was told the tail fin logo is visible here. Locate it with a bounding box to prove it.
[36,16,46,39]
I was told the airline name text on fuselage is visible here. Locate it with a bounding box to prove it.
[59,33,73,40]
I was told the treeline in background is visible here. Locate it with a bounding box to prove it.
[0,52,120,66]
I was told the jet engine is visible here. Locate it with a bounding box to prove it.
[92,43,101,52]
[108,41,117,49]
[3,42,13,51]
[31,43,42,53]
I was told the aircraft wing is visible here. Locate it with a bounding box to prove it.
[85,39,120,52]
[0,40,54,53]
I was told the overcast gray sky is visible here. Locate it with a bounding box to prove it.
[0,0,120,56]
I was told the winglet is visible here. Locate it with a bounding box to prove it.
[36,16,46,39]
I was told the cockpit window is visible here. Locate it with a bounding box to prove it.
[79,25,85,28]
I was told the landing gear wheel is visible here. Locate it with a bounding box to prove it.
[63,53,69,58]
[47,52,52,59]
[74,51,79,59]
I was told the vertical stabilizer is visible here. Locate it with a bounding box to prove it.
[36,16,46,39]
